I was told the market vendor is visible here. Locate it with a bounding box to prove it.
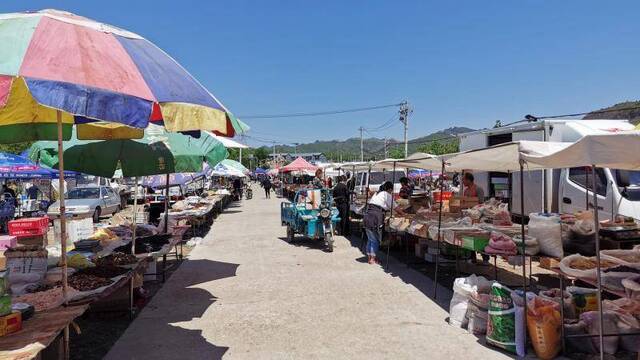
[311,169,325,189]
[461,172,484,203]
[363,181,405,265]
[399,177,413,199]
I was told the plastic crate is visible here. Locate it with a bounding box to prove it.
[8,217,48,231]
[460,235,490,252]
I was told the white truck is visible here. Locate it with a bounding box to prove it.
[458,119,640,221]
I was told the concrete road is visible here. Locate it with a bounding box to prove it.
[106,187,513,360]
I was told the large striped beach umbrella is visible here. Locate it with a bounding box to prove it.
[0,9,243,143]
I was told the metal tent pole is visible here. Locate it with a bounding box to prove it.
[591,165,605,360]
[164,173,170,233]
[519,161,528,355]
[385,161,397,270]
[433,160,445,300]
[132,176,138,254]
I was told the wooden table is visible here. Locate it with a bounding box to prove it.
[0,305,88,360]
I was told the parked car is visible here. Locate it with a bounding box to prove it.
[48,185,121,222]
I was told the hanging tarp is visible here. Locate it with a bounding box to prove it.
[0,152,76,179]
[445,141,572,172]
[521,131,640,171]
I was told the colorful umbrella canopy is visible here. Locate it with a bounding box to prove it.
[28,125,228,178]
[280,157,318,173]
[255,167,267,174]
[0,9,244,142]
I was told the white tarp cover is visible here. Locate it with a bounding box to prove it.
[444,141,572,172]
[521,131,640,171]
[204,131,249,149]
[375,152,443,170]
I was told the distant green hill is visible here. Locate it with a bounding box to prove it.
[583,101,640,125]
[265,126,473,161]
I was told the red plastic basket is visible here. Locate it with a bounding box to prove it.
[432,191,453,202]
[8,217,49,230]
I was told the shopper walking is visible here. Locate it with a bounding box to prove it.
[262,177,272,199]
[363,181,404,264]
[332,176,350,236]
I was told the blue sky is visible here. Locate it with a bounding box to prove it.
[4,1,640,147]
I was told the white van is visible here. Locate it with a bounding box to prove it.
[458,119,640,221]
[354,170,406,194]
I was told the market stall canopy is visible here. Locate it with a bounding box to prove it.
[280,157,318,173]
[521,131,640,171]
[0,9,244,141]
[143,172,203,189]
[0,152,76,179]
[444,141,572,172]
[28,124,228,177]
[335,161,372,172]
[220,159,250,174]
[203,131,249,149]
[374,152,442,170]
[209,162,246,177]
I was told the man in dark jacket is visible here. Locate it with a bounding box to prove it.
[332,176,350,235]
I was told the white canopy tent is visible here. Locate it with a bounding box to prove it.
[375,152,443,170]
[521,131,640,171]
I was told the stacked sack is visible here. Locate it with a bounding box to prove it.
[484,231,517,255]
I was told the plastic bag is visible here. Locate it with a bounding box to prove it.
[513,235,540,255]
[600,249,640,268]
[580,311,619,354]
[539,288,576,319]
[566,286,599,316]
[564,320,597,354]
[603,299,640,352]
[528,213,563,258]
[486,283,525,356]
[526,293,561,360]
[449,274,492,328]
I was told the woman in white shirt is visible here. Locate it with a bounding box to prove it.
[363,181,403,264]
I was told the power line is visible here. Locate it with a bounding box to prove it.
[364,113,399,132]
[238,103,403,119]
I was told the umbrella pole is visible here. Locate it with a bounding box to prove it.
[56,110,70,359]
[56,110,68,303]
[132,177,138,254]
[164,173,170,233]
[385,161,397,270]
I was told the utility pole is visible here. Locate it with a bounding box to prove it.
[359,126,364,162]
[272,141,276,166]
[399,100,412,158]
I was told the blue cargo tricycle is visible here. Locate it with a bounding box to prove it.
[281,188,340,252]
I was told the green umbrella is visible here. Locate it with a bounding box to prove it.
[29,125,228,178]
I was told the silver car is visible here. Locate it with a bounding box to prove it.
[48,186,121,223]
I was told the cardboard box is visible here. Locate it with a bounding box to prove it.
[0,236,16,250]
[0,311,22,337]
[17,234,46,247]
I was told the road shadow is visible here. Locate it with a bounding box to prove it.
[343,232,453,311]
[103,259,239,360]
[277,236,332,252]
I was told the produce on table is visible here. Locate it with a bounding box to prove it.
[66,253,95,269]
[12,287,65,312]
[80,265,129,279]
[67,274,113,291]
[95,252,137,267]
